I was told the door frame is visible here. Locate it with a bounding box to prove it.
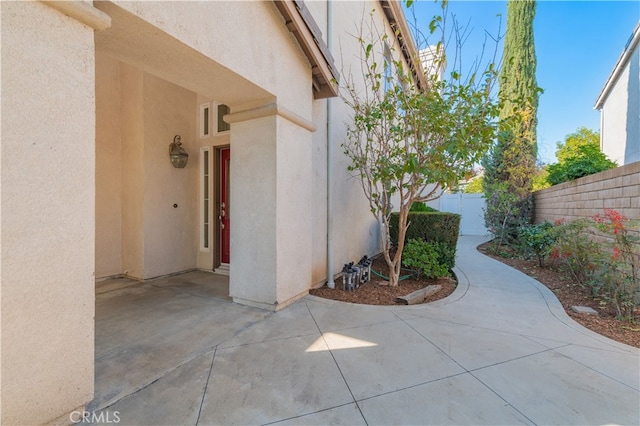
[214,145,230,268]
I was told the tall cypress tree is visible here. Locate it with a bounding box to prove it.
[484,0,539,238]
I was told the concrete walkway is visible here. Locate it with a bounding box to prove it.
[89,236,639,425]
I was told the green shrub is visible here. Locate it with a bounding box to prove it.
[518,221,556,266]
[432,241,456,271]
[389,212,460,246]
[409,202,439,212]
[402,239,450,278]
[389,212,460,269]
[484,181,533,247]
[549,218,602,287]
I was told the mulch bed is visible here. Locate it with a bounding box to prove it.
[310,255,457,306]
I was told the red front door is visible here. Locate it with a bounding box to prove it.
[220,148,230,264]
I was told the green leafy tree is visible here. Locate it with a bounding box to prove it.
[547,144,616,185]
[340,3,503,286]
[546,127,616,185]
[483,0,539,241]
[463,176,484,194]
[555,126,600,162]
[532,165,550,191]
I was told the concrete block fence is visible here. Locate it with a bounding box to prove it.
[534,161,640,225]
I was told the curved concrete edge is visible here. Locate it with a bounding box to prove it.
[426,266,470,308]
[467,240,640,355]
[518,272,639,354]
[306,237,639,355]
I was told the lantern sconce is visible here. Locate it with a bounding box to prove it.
[169,135,189,168]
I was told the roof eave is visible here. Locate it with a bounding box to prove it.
[379,0,428,91]
[273,0,339,100]
[594,22,640,110]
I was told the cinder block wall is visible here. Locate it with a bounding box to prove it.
[534,161,640,224]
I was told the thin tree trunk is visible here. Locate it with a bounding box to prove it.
[386,205,410,287]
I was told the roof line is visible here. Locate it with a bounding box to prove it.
[379,0,428,91]
[273,0,339,99]
[594,21,640,110]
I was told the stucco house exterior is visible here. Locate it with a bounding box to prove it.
[595,22,640,166]
[1,1,426,423]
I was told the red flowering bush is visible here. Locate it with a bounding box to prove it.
[550,218,602,287]
[549,210,639,320]
[591,209,640,320]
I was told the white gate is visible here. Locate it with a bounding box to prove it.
[437,193,488,236]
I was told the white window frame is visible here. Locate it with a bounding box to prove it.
[213,103,231,135]
[200,146,211,252]
[383,42,393,93]
[200,103,211,138]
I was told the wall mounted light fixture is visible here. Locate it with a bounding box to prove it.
[169,135,189,168]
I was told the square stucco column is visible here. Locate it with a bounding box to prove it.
[228,108,313,310]
[1,2,109,424]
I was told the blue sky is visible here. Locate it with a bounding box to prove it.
[404,0,640,165]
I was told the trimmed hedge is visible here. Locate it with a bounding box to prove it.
[409,202,439,212]
[389,212,461,268]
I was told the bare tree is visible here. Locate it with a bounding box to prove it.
[340,2,505,286]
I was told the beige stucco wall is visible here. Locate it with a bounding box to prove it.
[228,111,314,309]
[309,0,405,287]
[534,161,640,223]
[119,63,145,279]
[275,117,313,303]
[307,0,329,286]
[1,1,96,423]
[96,56,198,280]
[97,1,310,116]
[311,98,330,285]
[142,73,198,279]
[230,116,279,305]
[96,53,123,278]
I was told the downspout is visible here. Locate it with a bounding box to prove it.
[326,0,335,289]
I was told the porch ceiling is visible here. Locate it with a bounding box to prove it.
[94,2,272,106]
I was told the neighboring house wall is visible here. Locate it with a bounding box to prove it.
[534,161,640,223]
[595,23,640,166]
[1,2,105,424]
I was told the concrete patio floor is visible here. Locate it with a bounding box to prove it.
[88,236,639,425]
